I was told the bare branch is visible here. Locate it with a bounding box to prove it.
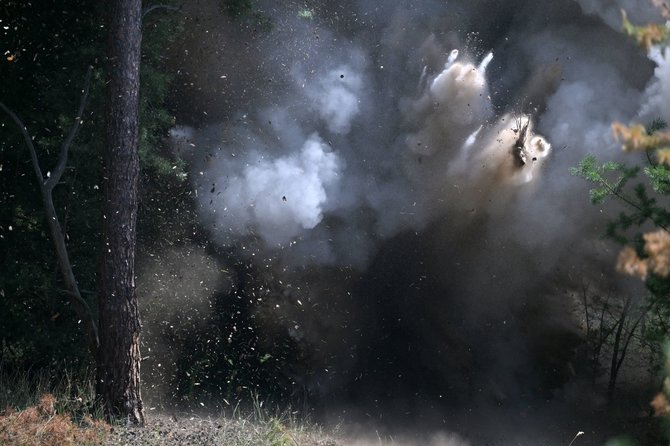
[614,307,645,378]
[580,281,591,335]
[46,66,93,191]
[0,68,100,354]
[0,102,45,184]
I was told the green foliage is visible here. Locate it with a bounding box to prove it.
[0,364,102,422]
[572,122,670,429]
[646,118,668,135]
[219,0,273,32]
[573,129,670,443]
[570,155,639,205]
[221,0,256,17]
[266,418,293,446]
[578,10,670,444]
[604,438,637,446]
[571,152,670,245]
[140,2,187,180]
[621,9,670,50]
[0,1,105,370]
[298,9,314,20]
[645,164,670,194]
[645,291,670,376]
[0,1,189,374]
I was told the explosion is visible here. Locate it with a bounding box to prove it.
[151,0,667,442]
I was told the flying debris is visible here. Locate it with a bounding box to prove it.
[463,125,483,148]
[150,1,666,442]
[513,115,530,166]
[476,113,551,186]
[297,9,314,20]
[408,49,551,195]
[478,52,494,72]
[446,49,459,67]
[418,65,428,90]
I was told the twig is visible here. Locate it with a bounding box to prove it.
[568,431,584,446]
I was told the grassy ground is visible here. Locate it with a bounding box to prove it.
[106,411,341,446]
[1,396,342,445]
[0,366,342,445]
[2,366,665,445]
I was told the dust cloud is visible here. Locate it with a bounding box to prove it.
[139,0,667,442]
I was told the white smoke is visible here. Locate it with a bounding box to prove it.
[405,51,493,157]
[168,0,667,274]
[183,130,341,248]
[159,0,669,441]
[402,48,552,216]
[305,65,364,134]
[640,46,670,122]
[173,38,556,267]
[574,0,659,30]
[220,135,340,246]
[347,432,470,446]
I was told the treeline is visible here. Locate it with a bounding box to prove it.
[0,0,313,414]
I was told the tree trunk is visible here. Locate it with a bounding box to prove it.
[96,0,145,424]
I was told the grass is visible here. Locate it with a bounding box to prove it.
[0,365,341,445]
[162,394,340,445]
[0,363,103,422]
[104,401,341,445]
[0,363,109,445]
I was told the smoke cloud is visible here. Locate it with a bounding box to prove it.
[575,0,659,29]
[172,23,560,267]
[157,0,669,441]
[215,133,340,246]
[640,46,670,122]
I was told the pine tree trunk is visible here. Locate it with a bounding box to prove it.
[97,0,145,425]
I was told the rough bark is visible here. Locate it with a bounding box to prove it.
[96,0,145,425]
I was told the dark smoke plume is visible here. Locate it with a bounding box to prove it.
[145,0,670,442]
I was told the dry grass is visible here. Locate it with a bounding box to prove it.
[0,393,110,446]
[0,364,102,422]
[0,394,342,446]
[102,413,341,445]
[0,367,341,445]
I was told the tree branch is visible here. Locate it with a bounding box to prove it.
[615,309,645,373]
[0,68,100,354]
[0,102,45,184]
[601,177,670,233]
[46,66,93,191]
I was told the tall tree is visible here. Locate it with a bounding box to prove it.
[96,0,145,424]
